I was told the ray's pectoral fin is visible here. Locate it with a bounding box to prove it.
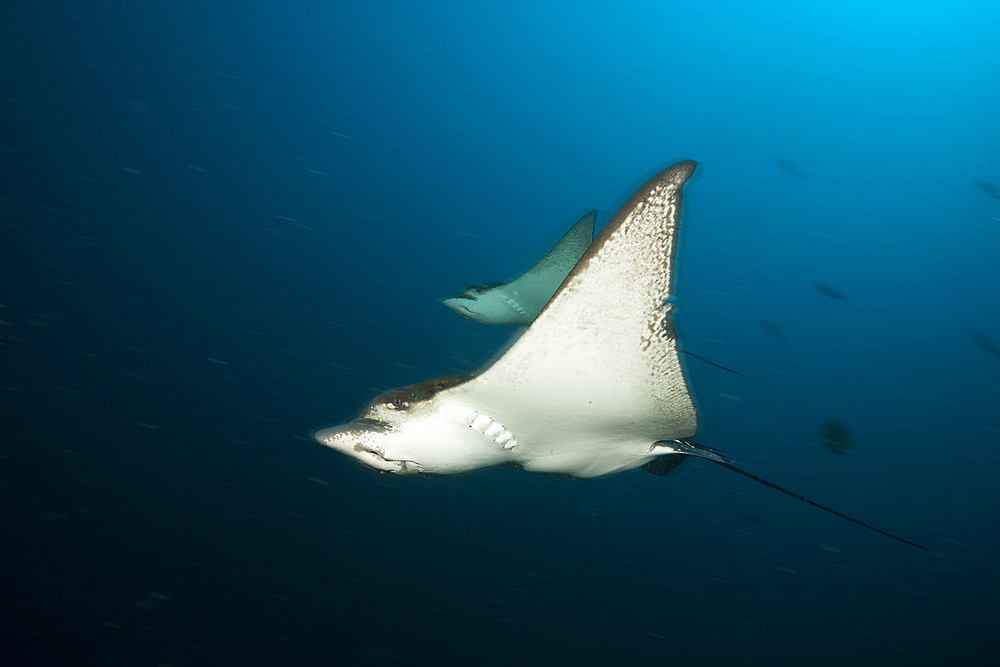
[443,211,597,325]
[652,440,929,551]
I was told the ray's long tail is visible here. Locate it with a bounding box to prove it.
[672,439,930,551]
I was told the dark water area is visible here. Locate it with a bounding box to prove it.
[2,2,999,666]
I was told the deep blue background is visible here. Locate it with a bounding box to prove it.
[2,2,999,666]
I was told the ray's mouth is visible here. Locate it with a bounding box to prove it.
[448,302,483,321]
[352,445,422,474]
[354,444,395,470]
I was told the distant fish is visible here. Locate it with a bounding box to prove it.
[774,158,807,179]
[974,180,1000,200]
[758,320,785,338]
[818,419,860,456]
[813,282,849,301]
[970,331,1000,358]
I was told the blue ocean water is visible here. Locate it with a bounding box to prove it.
[2,1,999,665]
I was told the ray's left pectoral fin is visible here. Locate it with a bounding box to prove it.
[442,211,597,326]
[520,209,596,279]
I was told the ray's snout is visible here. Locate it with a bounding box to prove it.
[311,420,408,473]
[442,297,478,320]
[312,423,346,446]
[312,420,386,446]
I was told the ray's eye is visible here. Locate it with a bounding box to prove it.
[386,396,408,410]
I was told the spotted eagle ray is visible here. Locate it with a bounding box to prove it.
[315,161,926,550]
[443,211,596,325]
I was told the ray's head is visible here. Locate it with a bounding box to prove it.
[443,283,509,323]
[313,375,476,474]
[442,289,483,321]
[444,283,535,325]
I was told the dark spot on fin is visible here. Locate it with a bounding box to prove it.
[642,456,687,476]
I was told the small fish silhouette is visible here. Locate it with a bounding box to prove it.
[819,419,860,456]
[774,158,807,179]
[970,332,1000,358]
[974,181,1000,200]
[758,320,785,338]
[813,282,849,301]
